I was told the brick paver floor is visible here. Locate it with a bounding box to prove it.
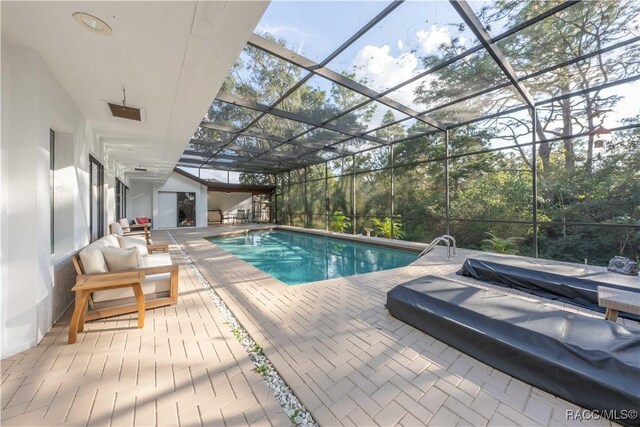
[173,225,621,427]
[1,225,626,426]
[1,231,289,427]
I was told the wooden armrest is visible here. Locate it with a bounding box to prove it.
[147,243,169,253]
[139,265,178,276]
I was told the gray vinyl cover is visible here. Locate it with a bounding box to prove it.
[386,276,640,426]
[459,255,640,321]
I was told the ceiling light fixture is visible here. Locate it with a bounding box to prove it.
[72,12,112,36]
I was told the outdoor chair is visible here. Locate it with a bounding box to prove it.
[235,210,248,224]
[111,220,151,245]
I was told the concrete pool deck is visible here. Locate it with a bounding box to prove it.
[1,225,628,426]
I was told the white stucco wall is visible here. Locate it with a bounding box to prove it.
[129,181,154,224]
[0,40,122,358]
[129,173,208,229]
[208,191,253,220]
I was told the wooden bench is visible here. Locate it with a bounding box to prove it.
[598,286,640,322]
[69,271,146,343]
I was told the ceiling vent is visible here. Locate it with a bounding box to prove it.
[107,87,145,122]
[108,103,141,121]
[134,167,148,172]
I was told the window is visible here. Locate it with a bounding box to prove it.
[177,192,196,227]
[89,155,104,242]
[50,130,55,253]
[115,178,127,219]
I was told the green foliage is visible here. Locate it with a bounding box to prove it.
[255,365,268,375]
[372,217,405,240]
[329,211,351,233]
[481,232,524,255]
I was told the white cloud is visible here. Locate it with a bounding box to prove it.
[397,40,404,50]
[416,24,452,54]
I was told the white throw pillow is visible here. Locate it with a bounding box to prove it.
[118,218,131,232]
[79,245,108,274]
[118,236,149,256]
[102,246,143,272]
[111,222,124,236]
[101,234,120,248]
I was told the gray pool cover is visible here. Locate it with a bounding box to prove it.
[458,255,640,321]
[386,276,640,426]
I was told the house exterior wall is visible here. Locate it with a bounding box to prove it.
[208,191,253,220]
[0,40,125,358]
[128,173,208,230]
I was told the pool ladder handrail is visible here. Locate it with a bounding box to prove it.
[418,235,457,259]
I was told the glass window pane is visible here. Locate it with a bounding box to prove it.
[289,181,304,213]
[356,146,390,172]
[394,132,444,165]
[427,85,526,126]
[204,100,261,129]
[328,156,354,177]
[449,148,533,221]
[537,127,639,225]
[394,162,446,221]
[306,179,326,215]
[252,113,313,140]
[539,224,638,266]
[470,0,566,37]
[256,1,386,63]
[496,1,640,79]
[328,175,353,217]
[290,128,348,149]
[177,193,196,227]
[450,220,534,256]
[355,170,391,216]
[326,1,481,95]
[385,49,509,113]
[276,74,368,124]
[327,101,411,135]
[221,46,308,106]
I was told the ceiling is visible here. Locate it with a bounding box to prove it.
[1,1,269,182]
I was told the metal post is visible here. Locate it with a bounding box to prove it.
[304,167,308,228]
[287,171,291,226]
[325,161,329,231]
[445,130,450,236]
[390,145,395,239]
[352,154,356,235]
[532,107,539,258]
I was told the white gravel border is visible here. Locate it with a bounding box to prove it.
[168,232,317,427]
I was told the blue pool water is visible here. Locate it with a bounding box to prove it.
[208,230,417,285]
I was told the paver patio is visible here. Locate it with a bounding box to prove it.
[1,226,625,426]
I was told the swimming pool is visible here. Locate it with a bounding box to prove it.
[207,230,417,285]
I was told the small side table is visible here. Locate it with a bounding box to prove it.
[597,286,640,322]
[68,270,146,344]
[147,243,169,253]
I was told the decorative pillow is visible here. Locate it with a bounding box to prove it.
[118,218,131,232]
[102,246,143,272]
[112,222,124,236]
[136,217,150,224]
[101,234,120,248]
[79,245,108,274]
[118,236,149,256]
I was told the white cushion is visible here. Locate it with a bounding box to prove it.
[118,236,149,256]
[79,244,108,274]
[100,234,120,248]
[141,252,172,268]
[91,273,171,302]
[111,222,124,236]
[118,218,131,232]
[102,246,143,272]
